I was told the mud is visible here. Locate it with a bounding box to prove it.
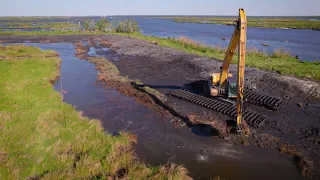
[1,34,319,179]
[73,42,185,127]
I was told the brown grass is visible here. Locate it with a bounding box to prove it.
[278,144,313,177]
[177,36,201,47]
[155,164,191,180]
[272,48,292,58]
[247,47,268,57]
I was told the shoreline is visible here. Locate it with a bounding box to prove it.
[0,33,319,81]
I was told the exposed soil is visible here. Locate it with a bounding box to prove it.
[1,34,319,178]
[73,41,185,127]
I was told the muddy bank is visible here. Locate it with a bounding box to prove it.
[77,35,319,178]
[73,39,313,178]
[1,34,319,178]
[13,42,303,180]
[73,42,306,180]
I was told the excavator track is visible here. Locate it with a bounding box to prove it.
[170,89,266,128]
[244,90,283,110]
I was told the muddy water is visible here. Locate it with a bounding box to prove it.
[21,43,303,180]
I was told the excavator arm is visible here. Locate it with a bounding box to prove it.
[219,9,247,131]
[236,9,247,132]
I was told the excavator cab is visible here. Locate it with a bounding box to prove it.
[208,72,236,98]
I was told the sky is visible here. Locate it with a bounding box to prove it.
[1,0,319,16]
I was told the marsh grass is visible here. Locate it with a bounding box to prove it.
[0,45,190,179]
[88,56,129,82]
[0,16,69,21]
[0,22,77,29]
[0,19,137,33]
[0,44,59,58]
[278,144,313,177]
[82,53,167,103]
[173,17,320,30]
[134,81,168,102]
[272,48,292,58]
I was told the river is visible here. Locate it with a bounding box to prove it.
[112,17,320,61]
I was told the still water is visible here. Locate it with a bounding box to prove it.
[113,17,320,61]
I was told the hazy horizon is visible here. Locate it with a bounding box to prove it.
[1,15,320,17]
[1,0,320,16]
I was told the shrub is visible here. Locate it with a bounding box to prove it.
[83,19,95,31]
[83,19,90,31]
[115,20,140,33]
[96,17,110,31]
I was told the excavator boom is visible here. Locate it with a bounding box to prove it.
[236,9,247,131]
[219,15,240,89]
[219,9,247,130]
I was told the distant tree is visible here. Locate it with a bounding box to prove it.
[115,20,140,33]
[83,19,96,31]
[96,18,110,31]
[83,19,90,31]
[88,20,96,31]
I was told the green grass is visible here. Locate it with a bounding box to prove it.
[172,17,320,30]
[0,44,58,58]
[113,33,320,80]
[0,44,189,179]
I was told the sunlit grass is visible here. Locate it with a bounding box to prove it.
[0,45,190,179]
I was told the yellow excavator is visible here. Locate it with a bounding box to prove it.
[208,8,247,132]
[170,9,283,132]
